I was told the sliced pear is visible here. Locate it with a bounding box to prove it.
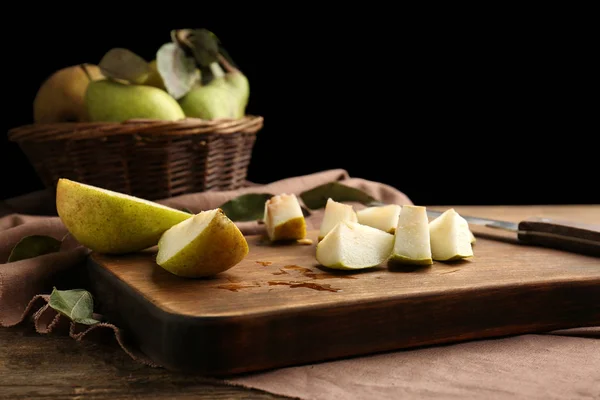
[156,208,249,278]
[316,220,394,270]
[318,198,358,241]
[429,208,474,261]
[457,216,477,244]
[356,204,402,234]
[389,205,433,266]
[263,193,306,242]
[56,178,191,254]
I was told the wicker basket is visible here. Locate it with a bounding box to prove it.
[7,116,264,201]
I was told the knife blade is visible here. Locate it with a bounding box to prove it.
[425,209,600,257]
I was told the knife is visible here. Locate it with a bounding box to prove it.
[425,209,600,257]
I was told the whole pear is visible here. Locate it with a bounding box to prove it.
[33,64,104,123]
[142,60,167,90]
[85,79,185,122]
[56,178,192,254]
[225,71,250,118]
[178,80,238,120]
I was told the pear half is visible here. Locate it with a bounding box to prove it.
[356,204,402,234]
[429,208,474,261]
[318,198,358,241]
[263,193,306,241]
[56,178,191,254]
[389,205,433,266]
[156,208,249,278]
[316,221,394,270]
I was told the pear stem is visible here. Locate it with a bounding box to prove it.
[80,64,94,82]
[217,54,238,74]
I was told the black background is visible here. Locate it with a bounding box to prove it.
[1,11,595,206]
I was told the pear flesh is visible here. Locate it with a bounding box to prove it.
[318,198,358,241]
[390,205,433,266]
[156,208,249,278]
[85,79,186,122]
[263,193,306,241]
[56,178,191,254]
[356,204,402,234]
[316,221,394,270]
[429,209,474,261]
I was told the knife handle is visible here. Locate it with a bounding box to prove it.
[517,217,600,257]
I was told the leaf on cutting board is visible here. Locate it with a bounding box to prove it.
[7,235,62,263]
[156,42,200,99]
[219,193,274,222]
[300,182,383,210]
[48,287,100,325]
[99,48,150,84]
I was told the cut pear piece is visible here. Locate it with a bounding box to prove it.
[156,208,249,278]
[356,204,402,234]
[457,216,477,244]
[56,178,191,254]
[318,198,358,241]
[263,193,306,241]
[389,205,433,266]
[316,220,394,270]
[429,208,474,261]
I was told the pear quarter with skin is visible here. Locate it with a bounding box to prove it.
[85,79,186,122]
[429,208,474,261]
[56,178,191,254]
[389,205,433,266]
[357,204,402,234]
[156,208,249,278]
[263,193,306,241]
[318,198,358,241]
[316,221,394,270]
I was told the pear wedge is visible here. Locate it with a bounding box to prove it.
[429,208,474,261]
[263,193,306,242]
[316,221,394,270]
[389,205,433,266]
[457,216,477,244]
[318,198,358,241]
[356,204,402,234]
[156,208,249,278]
[56,178,191,254]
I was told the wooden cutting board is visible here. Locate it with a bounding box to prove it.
[84,206,600,377]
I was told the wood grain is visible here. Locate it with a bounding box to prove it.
[0,325,285,399]
[85,205,600,376]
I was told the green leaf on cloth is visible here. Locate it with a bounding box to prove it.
[49,288,100,325]
[300,182,383,210]
[220,193,273,222]
[8,235,62,263]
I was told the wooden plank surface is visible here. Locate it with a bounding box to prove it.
[85,205,600,376]
[2,205,599,398]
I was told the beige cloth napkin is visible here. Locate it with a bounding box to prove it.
[1,169,598,400]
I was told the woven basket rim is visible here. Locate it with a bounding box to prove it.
[8,115,264,142]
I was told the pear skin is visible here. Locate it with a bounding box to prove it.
[178,81,238,120]
[34,64,104,123]
[56,178,192,254]
[84,79,185,122]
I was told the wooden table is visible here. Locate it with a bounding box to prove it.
[1,205,598,399]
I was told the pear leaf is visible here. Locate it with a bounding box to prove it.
[48,287,100,326]
[156,42,199,99]
[300,182,383,210]
[99,48,150,84]
[7,235,62,263]
[219,193,273,222]
[173,29,220,67]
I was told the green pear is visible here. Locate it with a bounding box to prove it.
[156,208,249,278]
[56,178,192,254]
[178,80,239,120]
[224,71,250,118]
[84,79,186,122]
